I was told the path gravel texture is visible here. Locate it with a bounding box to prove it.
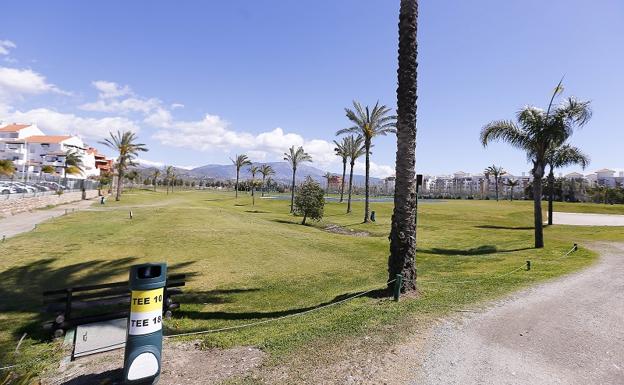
[415,242,624,385]
[552,212,624,226]
[0,199,95,239]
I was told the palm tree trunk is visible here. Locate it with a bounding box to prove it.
[495,177,499,201]
[339,160,346,202]
[116,169,123,201]
[235,169,239,199]
[262,176,266,197]
[302,213,307,225]
[290,168,296,213]
[547,168,555,225]
[252,184,255,206]
[347,162,355,213]
[388,0,418,293]
[532,165,545,248]
[363,140,371,223]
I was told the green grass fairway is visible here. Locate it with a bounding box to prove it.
[1,190,622,373]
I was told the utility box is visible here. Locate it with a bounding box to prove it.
[123,263,167,384]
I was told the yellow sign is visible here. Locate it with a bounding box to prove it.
[130,288,164,313]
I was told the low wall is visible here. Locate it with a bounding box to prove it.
[0,190,99,217]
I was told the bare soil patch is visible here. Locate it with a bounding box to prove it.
[324,224,369,237]
[43,340,265,385]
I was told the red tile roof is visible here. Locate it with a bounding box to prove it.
[25,135,72,144]
[0,124,31,132]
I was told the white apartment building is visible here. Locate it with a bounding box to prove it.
[0,123,104,180]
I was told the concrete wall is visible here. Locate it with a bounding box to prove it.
[0,190,98,217]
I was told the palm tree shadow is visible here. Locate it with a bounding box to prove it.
[176,289,390,325]
[0,258,196,341]
[475,225,535,230]
[419,245,533,256]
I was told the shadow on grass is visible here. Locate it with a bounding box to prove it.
[245,210,271,214]
[177,288,392,323]
[0,258,195,341]
[270,218,308,226]
[419,245,533,256]
[475,225,534,230]
[179,288,261,305]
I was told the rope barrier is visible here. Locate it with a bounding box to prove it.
[0,244,579,372]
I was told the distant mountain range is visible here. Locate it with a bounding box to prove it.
[137,161,382,185]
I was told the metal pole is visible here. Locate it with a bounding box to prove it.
[393,274,403,301]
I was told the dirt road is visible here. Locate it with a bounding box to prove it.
[0,199,95,239]
[414,242,624,385]
[552,212,624,226]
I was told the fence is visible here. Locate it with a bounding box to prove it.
[0,175,99,199]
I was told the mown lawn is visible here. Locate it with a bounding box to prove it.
[0,189,622,376]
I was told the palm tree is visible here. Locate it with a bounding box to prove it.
[337,101,396,223]
[259,164,275,197]
[100,131,148,201]
[344,135,366,214]
[546,144,590,225]
[151,168,161,192]
[484,165,506,201]
[504,179,520,201]
[333,138,349,202]
[249,165,259,206]
[0,160,16,177]
[481,81,591,248]
[323,172,332,195]
[231,154,251,199]
[62,149,84,187]
[388,0,418,293]
[40,164,55,182]
[125,169,139,190]
[284,145,312,213]
[165,166,176,194]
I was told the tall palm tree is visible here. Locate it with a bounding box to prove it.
[62,149,84,186]
[151,168,161,192]
[249,165,259,206]
[259,164,275,197]
[164,166,174,195]
[231,154,251,199]
[337,101,396,223]
[323,172,332,195]
[546,144,590,224]
[484,165,506,201]
[284,145,312,213]
[504,179,520,201]
[388,0,418,293]
[333,138,349,202]
[344,135,366,214]
[481,81,591,248]
[40,164,55,182]
[100,130,148,201]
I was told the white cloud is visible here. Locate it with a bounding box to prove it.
[354,160,395,178]
[80,97,161,114]
[2,107,139,140]
[92,80,132,99]
[0,40,16,55]
[171,103,184,109]
[0,67,67,100]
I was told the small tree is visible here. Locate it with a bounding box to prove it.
[0,160,16,177]
[293,177,325,225]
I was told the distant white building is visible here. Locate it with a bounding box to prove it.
[0,122,107,180]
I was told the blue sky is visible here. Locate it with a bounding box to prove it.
[0,0,622,177]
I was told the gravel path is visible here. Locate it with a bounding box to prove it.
[414,242,624,385]
[552,212,624,226]
[0,199,95,239]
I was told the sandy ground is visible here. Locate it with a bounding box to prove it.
[414,242,624,385]
[0,199,95,239]
[44,341,265,385]
[551,211,624,226]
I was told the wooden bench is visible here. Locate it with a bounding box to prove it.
[42,274,185,338]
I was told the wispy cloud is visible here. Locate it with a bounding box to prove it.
[0,40,16,56]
